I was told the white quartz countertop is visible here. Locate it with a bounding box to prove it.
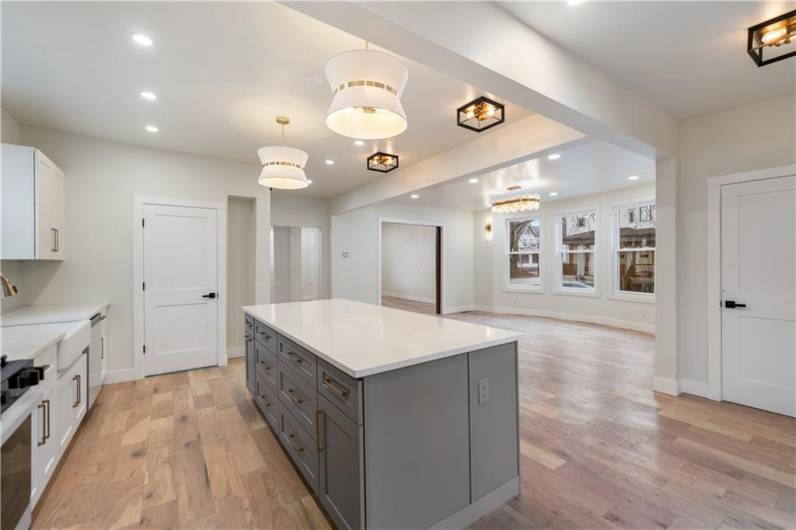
[1,324,66,361]
[1,301,109,327]
[242,299,522,378]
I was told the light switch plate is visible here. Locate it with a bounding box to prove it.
[478,378,489,404]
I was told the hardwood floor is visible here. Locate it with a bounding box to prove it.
[381,295,437,315]
[33,312,795,530]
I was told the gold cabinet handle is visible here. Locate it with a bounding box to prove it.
[323,377,349,399]
[44,399,50,441]
[72,374,80,407]
[51,228,58,252]
[286,351,302,364]
[37,402,47,446]
[286,388,303,404]
[316,409,324,452]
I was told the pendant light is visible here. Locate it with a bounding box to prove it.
[257,116,310,190]
[324,43,409,140]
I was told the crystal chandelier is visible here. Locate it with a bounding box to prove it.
[491,193,541,214]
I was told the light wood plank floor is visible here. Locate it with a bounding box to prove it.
[381,295,437,315]
[33,312,795,530]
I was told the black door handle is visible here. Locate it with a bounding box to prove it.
[724,300,746,308]
[202,292,217,299]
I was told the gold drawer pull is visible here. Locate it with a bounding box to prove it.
[323,377,350,398]
[287,388,304,404]
[286,351,303,364]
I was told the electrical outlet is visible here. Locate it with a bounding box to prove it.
[478,378,489,404]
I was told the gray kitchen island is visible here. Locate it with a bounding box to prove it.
[242,299,522,530]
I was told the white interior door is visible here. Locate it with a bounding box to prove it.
[143,204,219,376]
[721,175,796,416]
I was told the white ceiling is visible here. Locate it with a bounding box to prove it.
[388,140,655,211]
[500,1,796,120]
[1,2,529,197]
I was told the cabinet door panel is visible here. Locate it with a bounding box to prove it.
[71,354,87,425]
[318,395,364,530]
[35,153,64,260]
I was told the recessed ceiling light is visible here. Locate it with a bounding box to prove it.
[140,91,157,101]
[354,140,364,146]
[628,175,640,181]
[547,153,561,160]
[325,159,335,165]
[469,178,479,184]
[567,0,585,5]
[307,179,313,185]
[549,192,559,197]
[132,33,153,47]
[410,194,419,199]
[145,125,159,133]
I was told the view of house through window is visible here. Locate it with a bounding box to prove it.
[507,218,541,289]
[615,202,655,295]
[558,211,597,289]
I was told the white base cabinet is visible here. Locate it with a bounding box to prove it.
[31,351,87,508]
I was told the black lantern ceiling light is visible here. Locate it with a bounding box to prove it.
[748,10,796,66]
[457,96,505,132]
[367,152,399,173]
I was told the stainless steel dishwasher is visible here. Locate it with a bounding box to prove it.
[88,312,105,409]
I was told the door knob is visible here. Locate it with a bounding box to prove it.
[202,292,217,299]
[724,300,746,309]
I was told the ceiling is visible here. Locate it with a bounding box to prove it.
[1,2,529,197]
[500,1,796,120]
[388,140,655,211]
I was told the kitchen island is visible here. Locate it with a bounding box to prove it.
[242,299,522,530]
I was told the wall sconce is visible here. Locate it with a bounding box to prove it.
[484,219,493,240]
[457,96,505,133]
[367,152,399,173]
[748,10,796,66]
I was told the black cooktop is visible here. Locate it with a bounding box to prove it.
[1,355,44,414]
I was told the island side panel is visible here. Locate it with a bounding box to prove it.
[468,341,520,501]
[363,354,470,530]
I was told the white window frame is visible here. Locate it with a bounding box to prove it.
[611,199,655,304]
[554,207,599,297]
[503,215,543,293]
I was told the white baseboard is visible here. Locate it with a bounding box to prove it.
[653,376,679,396]
[679,378,710,398]
[443,304,476,314]
[104,368,137,384]
[227,346,244,359]
[471,305,656,334]
[382,292,436,304]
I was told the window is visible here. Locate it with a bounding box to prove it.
[614,201,655,297]
[556,210,597,291]
[505,217,541,290]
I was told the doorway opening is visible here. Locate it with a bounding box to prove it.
[226,196,255,360]
[271,226,322,303]
[379,221,442,315]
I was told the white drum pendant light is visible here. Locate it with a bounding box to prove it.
[258,116,310,190]
[324,47,409,140]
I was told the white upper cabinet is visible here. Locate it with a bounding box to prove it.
[1,144,65,260]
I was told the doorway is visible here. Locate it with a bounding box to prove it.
[133,197,226,377]
[718,173,795,416]
[271,226,322,303]
[379,220,442,315]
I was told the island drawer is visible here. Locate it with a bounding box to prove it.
[278,405,319,494]
[245,314,254,334]
[255,374,279,431]
[254,320,277,351]
[278,335,317,385]
[278,362,318,439]
[318,359,363,425]
[255,342,278,389]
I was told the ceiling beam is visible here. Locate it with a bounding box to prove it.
[330,113,584,214]
[284,1,677,160]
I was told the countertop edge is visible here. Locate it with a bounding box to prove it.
[1,301,110,326]
[242,305,523,378]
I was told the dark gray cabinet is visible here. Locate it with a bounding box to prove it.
[243,314,519,530]
[318,395,364,530]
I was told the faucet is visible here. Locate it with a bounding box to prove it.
[1,272,18,298]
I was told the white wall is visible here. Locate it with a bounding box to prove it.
[677,94,796,386]
[227,196,256,356]
[381,223,436,303]
[0,108,25,313]
[12,126,271,378]
[332,203,473,312]
[473,183,656,332]
[270,191,331,299]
